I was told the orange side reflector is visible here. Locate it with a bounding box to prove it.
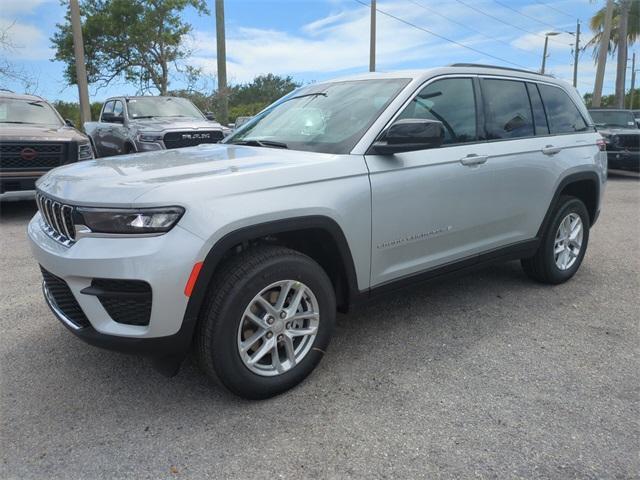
[184,262,204,297]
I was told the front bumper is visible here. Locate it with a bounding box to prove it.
[28,212,205,356]
[607,151,640,172]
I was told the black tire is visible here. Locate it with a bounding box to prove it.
[521,195,590,284]
[195,245,336,399]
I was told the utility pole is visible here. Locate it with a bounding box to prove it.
[369,0,376,72]
[215,0,228,125]
[593,0,615,107]
[629,52,636,109]
[573,20,580,88]
[615,0,630,108]
[69,0,91,125]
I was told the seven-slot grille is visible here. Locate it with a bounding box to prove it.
[0,142,67,170]
[35,192,76,245]
[162,130,224,149]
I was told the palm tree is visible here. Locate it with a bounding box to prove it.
[588,0,639,107]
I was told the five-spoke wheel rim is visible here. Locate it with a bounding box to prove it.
[554,213,583,271]
[237,280,320,377]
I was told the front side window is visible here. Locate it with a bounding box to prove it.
[0,98,63,126]
[397,78,477,145]
[101,101,114,119]
[225,79,410,154]
[482,79,534,139]
[538,84,589,134]
[112,101,124,117]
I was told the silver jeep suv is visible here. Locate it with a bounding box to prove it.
[29,65,607,399]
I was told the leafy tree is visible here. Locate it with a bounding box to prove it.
[587,0,639,59]
[583,89,640,108]
[51,0,208,95]
[52,100,103,130]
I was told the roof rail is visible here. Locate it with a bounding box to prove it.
[0,88,15,93]
[449,63,550,77]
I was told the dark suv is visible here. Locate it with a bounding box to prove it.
[0,91,93,197]
[589,108,640,172]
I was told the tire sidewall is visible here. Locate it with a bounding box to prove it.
[542,197,590,283]
[208,254,335,399]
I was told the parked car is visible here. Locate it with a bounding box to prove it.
[29,65,606,399]
[84,96,229,157]
[0,91,93,197]
[589,108,639,172]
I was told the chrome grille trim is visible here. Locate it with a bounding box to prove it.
[35,192,76,246]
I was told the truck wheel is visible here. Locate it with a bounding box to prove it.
[195,245,336,399]
[521,195,590,284]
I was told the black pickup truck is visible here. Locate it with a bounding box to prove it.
[0,91,93,197]
[589,108,640,172]
[84,96,229,157]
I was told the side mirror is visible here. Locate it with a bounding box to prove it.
[65,119,75,128]
[371,118,444,155]
[205,112,216,121]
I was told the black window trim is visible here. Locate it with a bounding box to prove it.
[366,73,596,155]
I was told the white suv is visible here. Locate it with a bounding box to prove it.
[29,65,606,399]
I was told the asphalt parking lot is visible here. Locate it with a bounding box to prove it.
[1,177,638,479]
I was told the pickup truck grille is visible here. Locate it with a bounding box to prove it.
[0,142,68,170]
[163,130,224,149]
[35,192,76,245]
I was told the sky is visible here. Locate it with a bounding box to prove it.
[0,0,635,103]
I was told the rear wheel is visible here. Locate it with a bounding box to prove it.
[196,245,336,399]
[521,195,590,284]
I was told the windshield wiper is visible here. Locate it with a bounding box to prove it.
[231,139,288,149]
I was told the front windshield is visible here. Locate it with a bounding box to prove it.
[0,98,63,126]
[224,78,410,154]
[589,110,637,129]
[126,97,204,119]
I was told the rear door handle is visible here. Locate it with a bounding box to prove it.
[460,154,488,166]
[542,145,562,155]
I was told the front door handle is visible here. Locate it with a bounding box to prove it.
[460,154,488,166]
[542,145,562,155]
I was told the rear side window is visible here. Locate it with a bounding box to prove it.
[538,84,588,134]
[482,79,534,139]
[526,83,549,135]
[397,77,477,145]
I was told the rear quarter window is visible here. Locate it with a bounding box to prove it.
[538,84,588,134]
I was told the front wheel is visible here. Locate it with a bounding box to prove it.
[195,245,336,399]
[521,195,590,284]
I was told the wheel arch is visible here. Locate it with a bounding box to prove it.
[181,216,360,343]
[537,171,600,238]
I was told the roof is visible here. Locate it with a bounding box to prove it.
[0,90,47,102]
[318,64,565,87]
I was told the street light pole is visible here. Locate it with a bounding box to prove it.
[573,21,580,88]
[369,0,376,72]
[541,32,559,75]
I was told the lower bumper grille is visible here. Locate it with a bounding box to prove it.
[41,267,90,329]
[83,278,152,326]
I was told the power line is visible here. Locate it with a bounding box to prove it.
[531,0,578,20]
[353,0,530,69]
[406,0,540,58]
[492,0,572,33]
[453,0,571,46]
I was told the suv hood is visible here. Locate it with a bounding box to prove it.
[0,123,88,142]
[130,117,224,132]
[36,144,335,206]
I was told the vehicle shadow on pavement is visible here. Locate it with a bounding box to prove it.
[0,198,37,223]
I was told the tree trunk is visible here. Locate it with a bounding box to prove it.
[615,0,630,108]
[593,0,615,108]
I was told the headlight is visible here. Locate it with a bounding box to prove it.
[76,207,185,234]
[137,133,163,143]
[78,141,94,161]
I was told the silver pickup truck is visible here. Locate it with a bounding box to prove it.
[84,96,229,157]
